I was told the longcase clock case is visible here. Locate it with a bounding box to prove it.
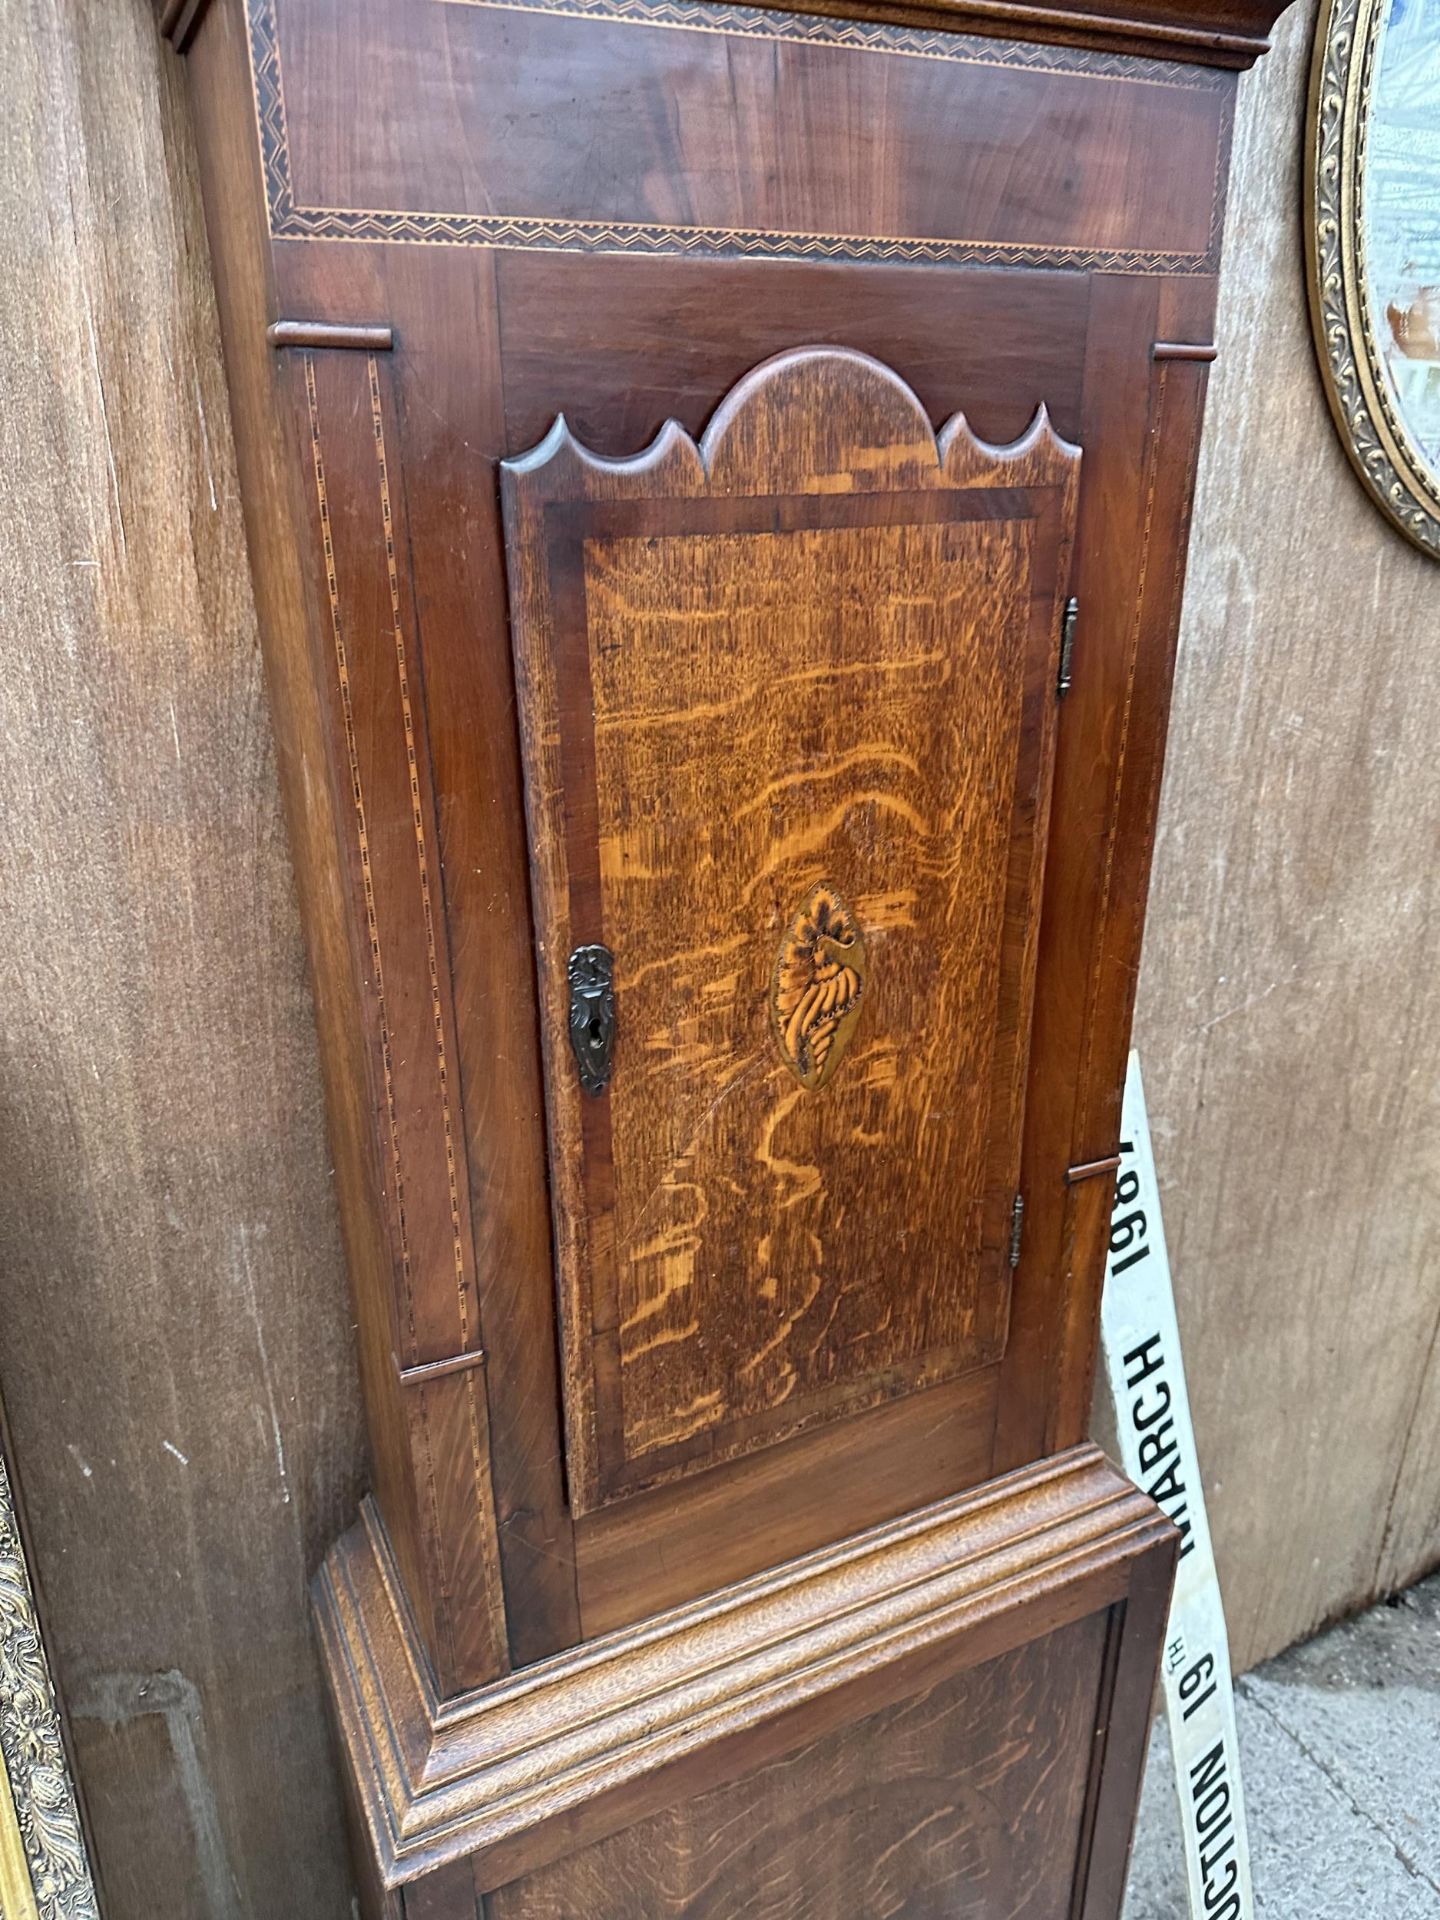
[159,0,1290,1912]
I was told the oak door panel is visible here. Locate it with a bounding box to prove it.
[503,346,1080,1513]
[484,1608,1109,1919]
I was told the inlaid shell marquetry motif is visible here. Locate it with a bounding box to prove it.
[771,886,868,1091]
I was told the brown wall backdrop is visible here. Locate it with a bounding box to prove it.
[0,2,363,1914]
[1131,0,1440,1674]
[0,0,1436,1916]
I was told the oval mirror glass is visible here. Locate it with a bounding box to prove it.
[1309,0,1440,555]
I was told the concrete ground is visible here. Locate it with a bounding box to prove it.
[1124,1571,1440,1917]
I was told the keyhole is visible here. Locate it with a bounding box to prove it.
[568,945,615,1095]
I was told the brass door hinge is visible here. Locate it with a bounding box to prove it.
[1057,596,1079,698]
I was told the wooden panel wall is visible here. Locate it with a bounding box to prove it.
[1130,0,1440,1671]
[0,0,1435,1916]
[0,2,364,1915]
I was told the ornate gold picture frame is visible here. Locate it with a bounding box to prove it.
[1307,0,1440,556]
[0,1432,98,1920]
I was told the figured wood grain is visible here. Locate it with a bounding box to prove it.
[485,1611,1108,1919]
[503,348,1080,1512]
[273,0,1230,268]
[588,516,1016,1454]
[312,1443,1175,1895]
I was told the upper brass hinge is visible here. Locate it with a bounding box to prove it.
[1009,1192,1025,1270]
[1057,597,1079,698]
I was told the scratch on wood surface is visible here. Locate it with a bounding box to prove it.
[81,308,126,557]
[193,367,218,513]
[1194,977,1280,1033]
[232,1224,293,1509]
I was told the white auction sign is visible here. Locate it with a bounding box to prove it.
[1100,1052,1253,1920]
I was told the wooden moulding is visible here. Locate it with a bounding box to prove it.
[156,0,1289,69]
[809,0,1283,65]
[157,0,214,51]
[314,1442,1177,1896]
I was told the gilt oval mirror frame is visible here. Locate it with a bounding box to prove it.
[1307,0,1440,557]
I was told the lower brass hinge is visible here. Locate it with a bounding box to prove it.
[1009,1193,1025,1269]
[1057,596,1079,698]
